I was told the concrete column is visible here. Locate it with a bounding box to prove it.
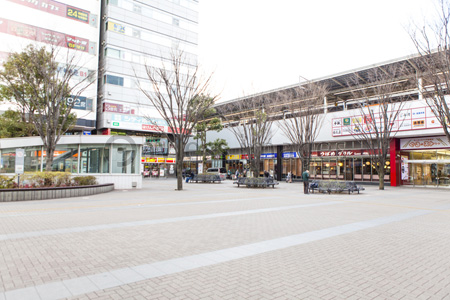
[323,96,327,113]
[418,77,423,100]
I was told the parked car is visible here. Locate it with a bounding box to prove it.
[206,167,227,180]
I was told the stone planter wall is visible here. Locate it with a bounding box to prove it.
[0,184,114,202]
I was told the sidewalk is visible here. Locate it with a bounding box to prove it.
[0,179,449,299]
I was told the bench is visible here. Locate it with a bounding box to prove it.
[311,180,364,194]
[191,174,222,183]
[233,177,279,188]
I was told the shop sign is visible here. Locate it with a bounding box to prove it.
[157,157,165,163]
[261,153,277,159]
[343,118,351,126]
[400,136,450,150]
[108,21,125,34]
[282,152,298,158]
[332,105,446,137]
[312,150,369,157]
[141,158,146,163]
[103,102,135,115]
[66,6,89,23]
[183,157,190,161]
[146,157,157,163]
[226,155,240,160]
[166,158,176,163]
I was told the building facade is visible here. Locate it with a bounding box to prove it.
[96,0,199,175]
[0,0,101,131]
[191,55,450,188]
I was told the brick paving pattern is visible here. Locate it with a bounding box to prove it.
[1,179,450,299]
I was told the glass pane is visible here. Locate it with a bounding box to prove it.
[0,148,16,173]
[80,146,110,174]
[363,158,371,181]
[337,160,345,180]
[112,144,139,174]
[354,158,362,181]
[24,147,42,172]
[52,145,79,173]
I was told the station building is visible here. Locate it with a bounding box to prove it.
[187,54,450,187]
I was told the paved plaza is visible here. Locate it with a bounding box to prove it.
[0,179,450,300]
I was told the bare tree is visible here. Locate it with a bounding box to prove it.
[0,44,94,171]
[138,50,217,190]
[346,64,415,190]
[410,0,450,142]
[217,94,275,177]
[278,82,328,175]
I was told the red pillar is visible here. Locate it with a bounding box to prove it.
[390,138,400,187]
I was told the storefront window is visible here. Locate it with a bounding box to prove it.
[337,160,345,180]
[51,145,79,172]
[363,158,371,181]
[0,148,16,173]
[24,147,43,173]
[112,144,139,174]
[322,159,331,179]
[80,145,110,174]
[354,158,362,181]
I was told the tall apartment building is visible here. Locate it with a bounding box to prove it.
[0,0,101,132]
[97,0,199,137]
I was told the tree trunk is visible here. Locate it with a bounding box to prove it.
[378,167,385,190]
[176,140,184,190]
[45,147,55,172]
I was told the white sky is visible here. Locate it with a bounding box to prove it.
[198,0,439,102]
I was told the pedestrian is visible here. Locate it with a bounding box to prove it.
[302,170,310,194]
[286,172,291,183]
[264,170,269,178]
[235,169,240,179]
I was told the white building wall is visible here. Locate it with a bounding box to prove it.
[0,0,101,129]
[98,0,199,134]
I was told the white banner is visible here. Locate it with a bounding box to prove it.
[400,136,450,150]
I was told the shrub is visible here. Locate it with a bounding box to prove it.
[0,175,16,189]
[72,176,98,186]
[22,172,72,187]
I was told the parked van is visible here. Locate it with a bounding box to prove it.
[206,167,227,180]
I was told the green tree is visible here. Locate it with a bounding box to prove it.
[0,109,35,138]
[206,138,229,160]
[194,100,223,170]
[0,45,94,171]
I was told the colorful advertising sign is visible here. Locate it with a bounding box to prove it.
[66,6,89,23]
[332,105,446,137]
[0,18,92,53]
[107,22,125,34]
[103,102,135,115]
[6,0,91,24]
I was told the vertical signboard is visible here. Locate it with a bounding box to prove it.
[15,148,25,174]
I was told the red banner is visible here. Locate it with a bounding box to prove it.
[0,18,90,52]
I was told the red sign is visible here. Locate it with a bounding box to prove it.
[103,102,135,114]
[142,124,164,131]
[312,150,371,157]
[0,18,90,52]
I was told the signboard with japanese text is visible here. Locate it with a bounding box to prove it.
[332,105,447,137]
[400,136,450,150]
[0,18,92,53]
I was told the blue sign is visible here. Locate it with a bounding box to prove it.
[83,131,91,135]
[282,152,298,158]
[261,153,277,159]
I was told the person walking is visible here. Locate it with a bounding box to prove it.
[302,170,310,194]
